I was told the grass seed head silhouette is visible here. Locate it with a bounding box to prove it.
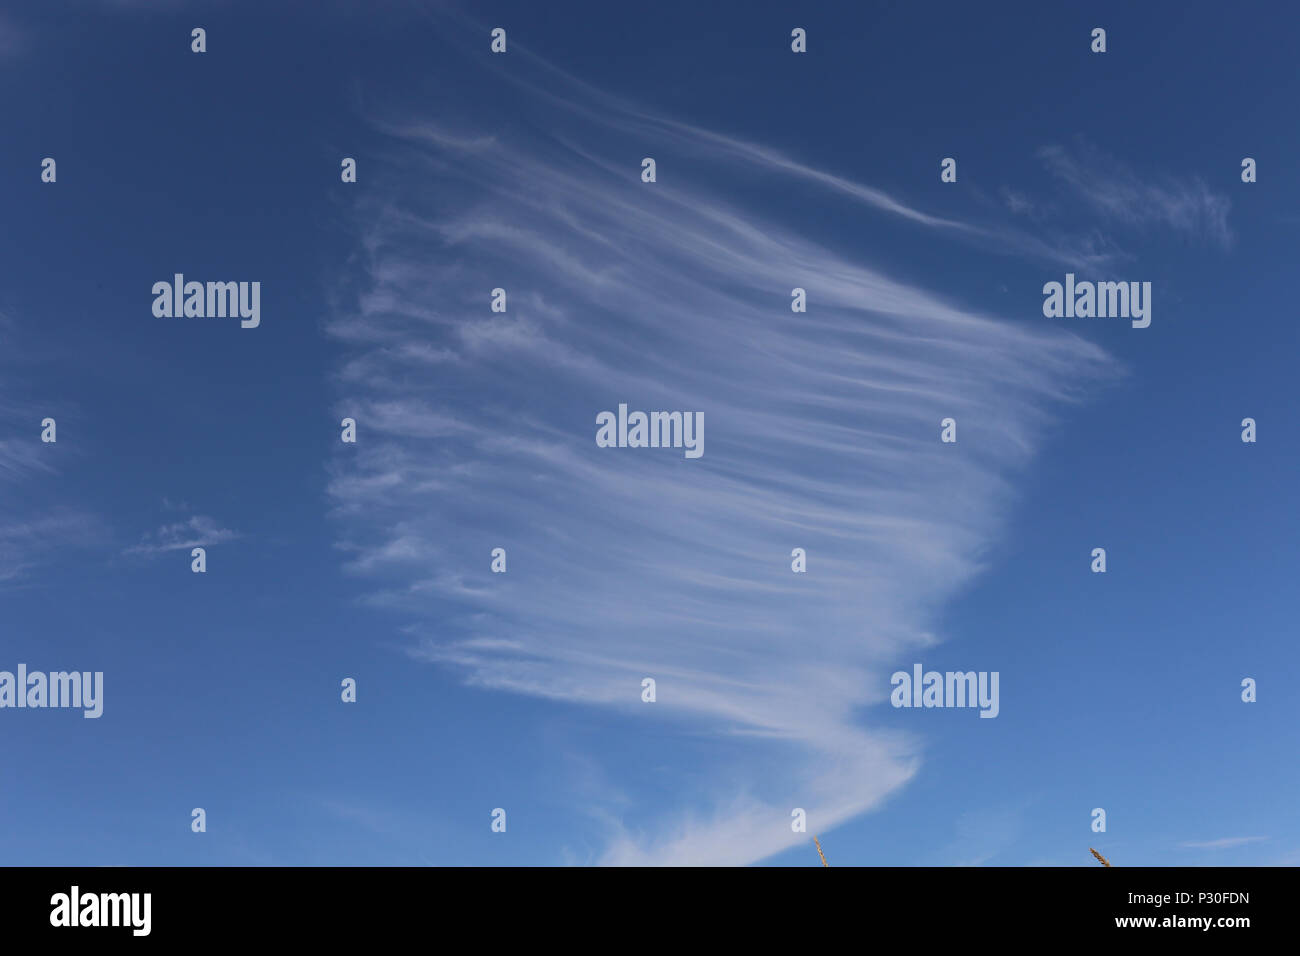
[814,835,828,867]
[1089,847,1112,867]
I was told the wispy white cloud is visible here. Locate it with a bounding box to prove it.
[1178,836,1268,850]
[0,329,102,582]
[939,803,1030,866]
[327,38,1118,866]
[0,511,105,583]
[396,4,1132,274]
[0,437,55,484]
[999,186,1045,220]
[1037,140,1234,249]
[125,514,240,555]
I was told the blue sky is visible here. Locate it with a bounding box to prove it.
[1,0,1297,866]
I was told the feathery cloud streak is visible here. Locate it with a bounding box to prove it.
[326,49,1117,864]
